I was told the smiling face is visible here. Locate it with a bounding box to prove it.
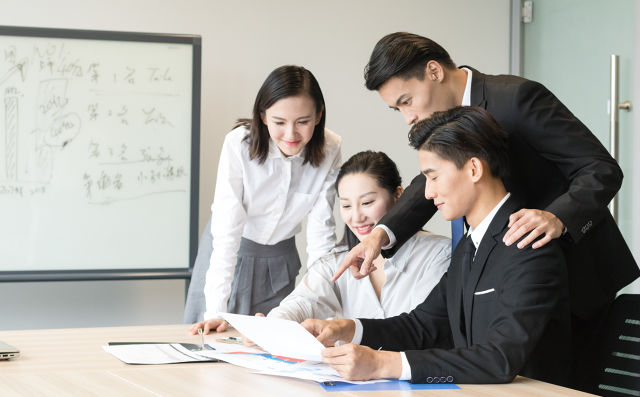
[418,149,476,221]
[338,173,398,241]
[261,94,322,157]
[377,62,458,125]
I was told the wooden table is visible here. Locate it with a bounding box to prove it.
[0,324,597,396]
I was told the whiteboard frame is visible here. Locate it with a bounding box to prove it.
[0,25,201,282]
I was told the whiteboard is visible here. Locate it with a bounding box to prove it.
[0,27,201,279]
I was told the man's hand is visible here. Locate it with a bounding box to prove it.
[503,209,565,249]
[322,344,401,381]
[331,227,389,282]
[188,318,229,335]
[301,318,355,347]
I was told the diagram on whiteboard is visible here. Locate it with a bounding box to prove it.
[0,38,192,205]
[0,29,196,273]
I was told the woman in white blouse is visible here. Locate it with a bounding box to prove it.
[187,66,341,334]
[267,151,450,322]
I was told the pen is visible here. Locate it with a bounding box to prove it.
[216,336,243,345]
[198,328,205,350]
[323,381,335,386]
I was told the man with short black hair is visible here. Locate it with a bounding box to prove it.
[305,106,572,386]
[332,32,638,392]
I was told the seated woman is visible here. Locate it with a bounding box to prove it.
[267,150,451,322]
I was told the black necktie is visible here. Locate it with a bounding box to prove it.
[460,234,475,291]
[459,234,475,337]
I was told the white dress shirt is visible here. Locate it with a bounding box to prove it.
[204,126,342,319]
[467,193,511,251]
[378,68,473,249]
[267,231,451,322]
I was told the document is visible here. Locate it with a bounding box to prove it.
[211,313,390,385]
[219,312,325,361]
[103,343,219,365]
[104,340,265,365]
[196,349,389,385]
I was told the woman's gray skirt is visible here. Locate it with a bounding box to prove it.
[183,221,300,323]
[227,237,301,315]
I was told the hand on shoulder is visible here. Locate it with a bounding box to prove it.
[503,208,564,249]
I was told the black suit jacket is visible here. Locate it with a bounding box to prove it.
[361,197,572,385]
[379,67,639,318]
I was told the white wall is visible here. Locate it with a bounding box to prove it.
[0,0,511,330]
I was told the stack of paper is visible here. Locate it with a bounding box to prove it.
[103,343,219,365]
[202,313,389,385]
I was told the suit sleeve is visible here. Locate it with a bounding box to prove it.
[360,272,452,351]
[267,253,344,322]
[379,174,438,258]
[368,241,566,384]
[509,80,622,242]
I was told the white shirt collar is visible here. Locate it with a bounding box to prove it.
[461,67,472,107]
[385,232,418,272]
[467,192,511,250]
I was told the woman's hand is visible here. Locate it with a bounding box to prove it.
[188,318,229,335]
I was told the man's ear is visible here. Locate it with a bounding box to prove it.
[469,157,484,182]
[425,61,444,82]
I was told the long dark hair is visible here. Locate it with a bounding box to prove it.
[335,151,402,250]
[236,65,327,167]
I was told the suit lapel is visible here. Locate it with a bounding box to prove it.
[462,197,521,344]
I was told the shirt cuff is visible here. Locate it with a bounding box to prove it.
[399,352,412,380]
[351,319,363,345]
[375,225,396,250]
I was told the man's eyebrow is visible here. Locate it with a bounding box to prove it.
[422,168,435,175]
[395,94,409,106]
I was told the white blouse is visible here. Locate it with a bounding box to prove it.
[204,126,342,319]
[267,231,451,322]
